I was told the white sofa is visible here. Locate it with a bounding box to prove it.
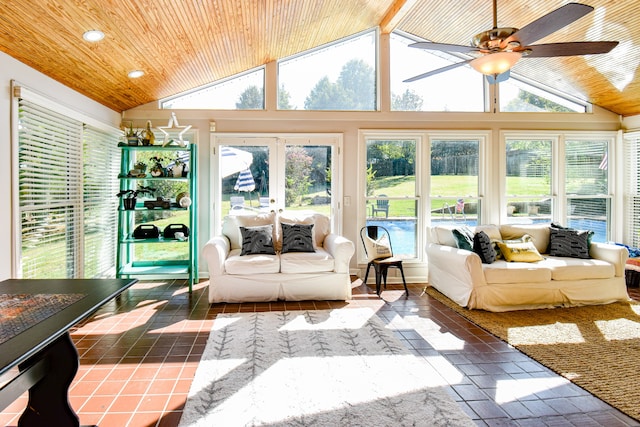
[427,223,629,312]
[203,211,355,303]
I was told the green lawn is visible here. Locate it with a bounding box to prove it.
[367,175,549,217]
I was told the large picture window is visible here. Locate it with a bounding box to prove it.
[278,30,377,111]
[503,133,613,242]
[390,32,484,112]
[429,138,480,226]
[15,90,121,278]
[161,67,265,110]
[364,136,418,259]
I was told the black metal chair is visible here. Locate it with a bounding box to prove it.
[360,225,408,297]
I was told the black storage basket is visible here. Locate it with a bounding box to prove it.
[163,224,190,239]
[132,224,160,239]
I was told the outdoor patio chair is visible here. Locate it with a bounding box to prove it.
[360,225,408,297]
[371,195,389,218]
[230,196,246,210]
[259,196,270,210]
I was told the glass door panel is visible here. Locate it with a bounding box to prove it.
[220,144,271,216]
[282,143,333,217]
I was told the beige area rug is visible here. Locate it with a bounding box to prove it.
[179,308,474,427]
[426,287,640,421]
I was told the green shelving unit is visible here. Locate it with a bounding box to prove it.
[116,143,198,292]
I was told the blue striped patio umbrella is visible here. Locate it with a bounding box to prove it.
[234,169,256,192]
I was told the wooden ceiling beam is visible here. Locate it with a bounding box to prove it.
[379,0,418,34]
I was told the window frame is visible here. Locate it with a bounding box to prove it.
[501,131,617,241]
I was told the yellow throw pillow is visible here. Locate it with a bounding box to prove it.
[496,240,544,263]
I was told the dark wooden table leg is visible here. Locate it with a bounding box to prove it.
[18,332,80,427]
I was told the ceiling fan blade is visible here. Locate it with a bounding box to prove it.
[403,59,473,82]
[408,41,480,54]
[508,3,594,47]
[525,41,619,58]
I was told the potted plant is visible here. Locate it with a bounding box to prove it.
[124,122,139,146]
[170,157,185,177]
[116,185,156,210]
[149,156,165,177]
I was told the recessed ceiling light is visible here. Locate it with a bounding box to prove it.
[82,30,104,42]
[128,70,144,78]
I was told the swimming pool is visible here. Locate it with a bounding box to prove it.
[367,218,608,257]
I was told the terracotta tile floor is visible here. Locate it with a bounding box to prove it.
[2,280,639,426]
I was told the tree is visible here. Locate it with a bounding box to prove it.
[278,85,293,109]
[236,85,263,109]
[504,89,573,112]
[285,146,313,206]
[304,77,347,110]
[391,89,424,111]
[304,59,375,110]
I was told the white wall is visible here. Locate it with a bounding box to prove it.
[124,104,622,282]
[1,51,120,280]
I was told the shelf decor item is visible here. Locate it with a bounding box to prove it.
[140,120,156,146]
[116,185,155,210]
[123,121,139,146]
[158,112,191,147]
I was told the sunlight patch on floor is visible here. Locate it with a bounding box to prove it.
[507,322,584,345]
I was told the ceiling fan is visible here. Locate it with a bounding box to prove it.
[404,1,618,84]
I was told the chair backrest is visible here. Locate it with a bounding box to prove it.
[377,199,389,207]
[259,196,270,208]
[230,196,245,209]
[360,225,393,261]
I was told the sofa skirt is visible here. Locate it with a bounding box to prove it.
[208,272,352,303]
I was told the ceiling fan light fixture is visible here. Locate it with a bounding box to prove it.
[470,51,522,75]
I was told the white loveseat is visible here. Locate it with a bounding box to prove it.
[203,211,355,303]
[427,223,629,312]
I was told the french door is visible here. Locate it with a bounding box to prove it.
[211,134,343,234]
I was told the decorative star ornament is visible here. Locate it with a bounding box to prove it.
[158,112,192,147]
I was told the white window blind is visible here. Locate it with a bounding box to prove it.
[16,95,121,278]
[624,134,640,248]
[83,126,121,277]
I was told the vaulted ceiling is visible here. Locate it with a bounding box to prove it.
[1,0,638,115]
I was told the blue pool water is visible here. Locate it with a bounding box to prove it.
[367,218,608,258]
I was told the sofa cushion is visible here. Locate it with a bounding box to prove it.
[223,212,276,250]
[539,256,615,280]
[225,249,280,274]
[496,240,544,263]
[483,260,552,284]
[473,231,496,264]
[281,223,315,253]
[240,225,276,255]
[280,248,335,273]
[548,226,593,259]
[474,224,501,241]
[429,225,457,247]
[499,223,550,254]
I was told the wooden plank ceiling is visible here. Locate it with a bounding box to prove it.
[0,0,638,116]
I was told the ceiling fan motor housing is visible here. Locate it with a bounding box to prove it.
[472,27,519,51]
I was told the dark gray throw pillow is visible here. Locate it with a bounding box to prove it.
[549,226,593,259]
[240,225,276,256]
[473,231,496,264]
[281,223,315,253]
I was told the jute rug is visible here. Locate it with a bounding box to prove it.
[426,287,640,421]
[179,308,474,427]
